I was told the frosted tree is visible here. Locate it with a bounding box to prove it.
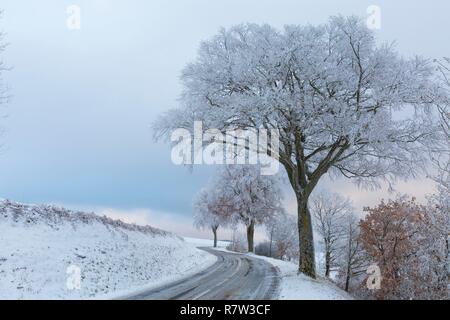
[217,165,282,253]
[311,192,353,278]
[336,212,367,293]
[423,57,450,298]
[358,196,449,299]
[155,16,444,277]
[436,58,450,137]
[358,197,441,300]
[434,57,450,185]
[266,211,298,261]
[419,195,450,299]
[193,188,231,247]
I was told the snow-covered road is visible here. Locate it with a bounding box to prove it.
[123,248,280,300]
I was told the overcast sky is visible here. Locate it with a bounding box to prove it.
[0,0,448,238]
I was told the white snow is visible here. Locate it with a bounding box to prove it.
[183,237,230,248]
[249,254,353,300]
[0,200,216,300]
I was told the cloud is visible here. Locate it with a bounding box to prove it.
[96,208,154,226]
[92,207,197,236]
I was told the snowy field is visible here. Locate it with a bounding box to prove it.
[249,253,353,300]
[0,200,216,300]
[183,237,230,248]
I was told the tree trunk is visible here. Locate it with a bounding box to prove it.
[212,226,218,248]
[344,270,351,292]
[325,249,331,278]
[247,220,255,253]
[269,229,273,257]
[344,229,352,292]
[446,237,449,280]
[298,199,316,278]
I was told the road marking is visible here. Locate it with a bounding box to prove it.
[191,257,242,300]
[124,248,279,300]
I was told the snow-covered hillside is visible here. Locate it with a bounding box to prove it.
[0,200,216,300]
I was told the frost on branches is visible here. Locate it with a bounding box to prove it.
[311,192,354,278]
[427,57,450,298]
[336,212,368,293]
[217,166,283,253]
[264,211,298,261]
[310,192,367,292]
[155,16,446,278]
[193,188,229,248]
[194,165,283,252]
[359,197,448,300]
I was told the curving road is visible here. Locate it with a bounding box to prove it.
[125,248,279,300]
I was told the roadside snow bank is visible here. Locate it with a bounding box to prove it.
[249,254,352,300]
[0,200,216,300]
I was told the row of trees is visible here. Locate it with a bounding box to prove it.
[311,191,448,300]
[195,177,448,300]
[192,56,449,299]
[193,165,283,252]
[155,16,448,278]
[313,89,448,298]
[191,58,449,297]
[311,85,448,298]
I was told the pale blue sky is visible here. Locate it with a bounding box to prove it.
[0,0,448,237]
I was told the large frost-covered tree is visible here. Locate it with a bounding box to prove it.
[194,166,282,252]
[155,16,444,277]
[217,166,282,253]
